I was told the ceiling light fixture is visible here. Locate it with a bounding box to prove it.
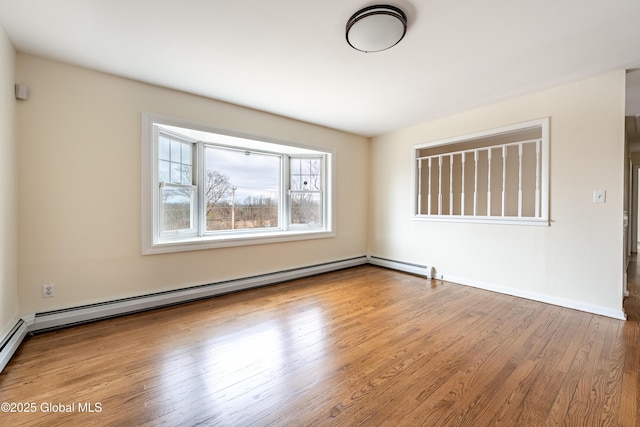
[346,4,407,53]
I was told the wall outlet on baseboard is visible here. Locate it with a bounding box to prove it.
[42,284,55,298]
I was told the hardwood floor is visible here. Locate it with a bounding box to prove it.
[1,263,639,426]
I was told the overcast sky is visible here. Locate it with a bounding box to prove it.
[206,146,280,203]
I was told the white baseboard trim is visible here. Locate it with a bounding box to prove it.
[3,254,626,373]
[367,256,433,278]
[0,319,29,372]
[443,274,627,320]
[31,256,369,333]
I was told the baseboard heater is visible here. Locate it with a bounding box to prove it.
[32,256,369,333]
[0,319,28,372]
[368,256,433,278]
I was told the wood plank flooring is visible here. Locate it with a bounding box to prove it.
[1,263,639,426]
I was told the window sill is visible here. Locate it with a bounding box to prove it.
[142,229,335,255]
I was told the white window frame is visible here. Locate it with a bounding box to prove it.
[288,155,326,229]
[157,129,198,239]
[142,113,335,254]
[412,118,550,226]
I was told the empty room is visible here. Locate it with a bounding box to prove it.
[1,0,640,425]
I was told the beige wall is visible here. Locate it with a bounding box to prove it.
[10,53,629,319]
[0,27,17,334]
[16,54,369,314]
[370,71,626,317]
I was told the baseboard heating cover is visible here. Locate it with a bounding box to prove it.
[0,319,28,372]
[32,256,369,332]
[367,256,433,278]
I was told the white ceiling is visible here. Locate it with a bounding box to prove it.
[1,0,640,137]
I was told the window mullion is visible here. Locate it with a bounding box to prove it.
[283,154,290,231]
[196,141,205,237]
[322,155,327,228]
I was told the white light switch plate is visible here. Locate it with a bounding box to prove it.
[593,190,606,203]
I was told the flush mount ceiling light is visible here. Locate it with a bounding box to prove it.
[346,4,407,53]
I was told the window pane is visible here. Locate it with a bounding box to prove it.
[171,162,183,184]
[171,140,182,162]
[159,135,193,185]
[159,160,170,182]
[161,187,194,232]
[205,146,280,231]
[291,192,321,226]
[182,144,192,165]
[290,158,301,175]
[159,136,170,161]
[181,165,192,185]
[308,159,321,190]
[168,163,192,185]
[290,158,321,191]
[290,175,302,190]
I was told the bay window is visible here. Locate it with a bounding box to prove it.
[142,113,334,254]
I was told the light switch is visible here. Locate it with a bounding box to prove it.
[593,190,606,203]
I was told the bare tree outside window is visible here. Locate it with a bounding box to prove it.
[205,146,280,231]
[290,158,322,225]
[204,170,232,230]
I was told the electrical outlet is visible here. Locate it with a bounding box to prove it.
[42,283,55,298]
